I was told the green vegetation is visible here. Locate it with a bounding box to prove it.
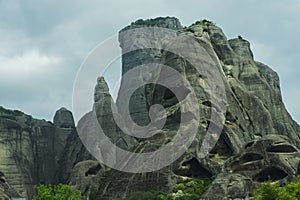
[117,178,213,200]
[254,178,300,200]
[225,122,236,129]
[171,178,213,200]
[210,154,226,164]
[121,16,179,31]
[116,191,169,200]
[166,104,180,115]
[33,184,81,200]
[193,19,215,26]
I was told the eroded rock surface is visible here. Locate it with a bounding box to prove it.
[0,106,77,199]
[0,17,299,200]
[90,18,300,199]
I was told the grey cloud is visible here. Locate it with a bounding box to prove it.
[0,0,299,123]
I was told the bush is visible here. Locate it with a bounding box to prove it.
[253,181,280,200]
[254,178,300,200]
[117,178,213,200]
[33,184,81,200]
[120,191,171,200]
[171,178,212,200]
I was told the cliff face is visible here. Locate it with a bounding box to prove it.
[91,18,300,199]
[0,106,76,199]
[0,17,299,200]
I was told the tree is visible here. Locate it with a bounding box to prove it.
[33,184,81,200]
[253,181,280,200]
[253,178,300,200]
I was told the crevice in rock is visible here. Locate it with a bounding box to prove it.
[266,144,297,153]
[245,141,255,149]
[201,101,222,113]
[240,153,263,163]
[202,101,212,107]
[238,124,246,132]
[210,130,233,157]
[0,171,5,183]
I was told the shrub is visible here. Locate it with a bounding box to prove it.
[116,191,171,200]
[33,184,81,200]
[253,181,280,200]
[254,178,300,200]
[117,178,213,200]
[171,178,212,200]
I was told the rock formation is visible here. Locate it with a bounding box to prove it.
[89,17,300,199]
[0,106,77,199]
[0,17,299,200]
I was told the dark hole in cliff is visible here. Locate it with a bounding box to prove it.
[253,167,288,182]
[266,144,297,153]
[0,172,5,183]
[174,158,212,179]
[163,88,175,100]
[297,162,300,175]
[255,133,263,138]
[202,101,212,107]
[210,133,233,157]
[245,141,255,149]
[0,177,5,183]
[85,164,101,176]
[225,111,236,123]
[59,125,73,129]
[201,101,222,113]
[240,153,263,163]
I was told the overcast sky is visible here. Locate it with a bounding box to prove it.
[0,0,299,123]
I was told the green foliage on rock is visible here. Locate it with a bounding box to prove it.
[253,181,280,200]
[117,178,213,200]
[33,184,81,200]
[193,19,215,26]
[171,178,213,200]
[254,178,300,200]
[117,191,170,200]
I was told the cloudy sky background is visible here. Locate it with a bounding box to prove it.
[0,0,299,123]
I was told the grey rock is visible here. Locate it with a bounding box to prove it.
[91,17,300,199]
[53,107,75,129]
[69,160,102,197]
[0,17,300,200]
[204,135,300,199]
[0,106,78,199]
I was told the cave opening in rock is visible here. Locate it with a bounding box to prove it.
[163,88,175,100]
[245,141,255,149]
[266,144,297,153]
[253,167,288,182]
[210,129,233,157]
[240,153,263,163]
[85,164,101,176]
[174,158,213,179]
